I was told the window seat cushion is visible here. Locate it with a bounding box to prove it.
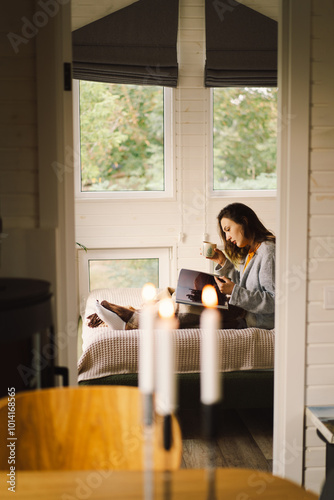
[78,288,274,383]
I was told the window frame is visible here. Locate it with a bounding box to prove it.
[208,88,277,198]
[73,80,174,200]
[77,247,171,309]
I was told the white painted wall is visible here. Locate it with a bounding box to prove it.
[0,0,77,386]
[0,1,38,231]
[0,1,57,282]
[304,0,334,493]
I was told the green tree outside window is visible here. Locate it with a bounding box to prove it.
[79,82,164,192]
[213,87,278,190]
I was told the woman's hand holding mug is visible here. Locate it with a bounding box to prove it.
[201,241,226,266]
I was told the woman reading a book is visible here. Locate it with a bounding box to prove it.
[87,202,275,331]
[209,202,275,330]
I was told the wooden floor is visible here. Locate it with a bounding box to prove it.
[178,407,273,471]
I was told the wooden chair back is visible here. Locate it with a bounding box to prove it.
[0,386,182,471]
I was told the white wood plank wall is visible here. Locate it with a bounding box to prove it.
[75,0,277,286]
[0,0,38,230]
[304,0,334,494]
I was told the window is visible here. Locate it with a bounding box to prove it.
[73,80,173,199]
[78,247,171,306]
[211,87,278,194]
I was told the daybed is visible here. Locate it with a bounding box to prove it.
[78,288,275,409]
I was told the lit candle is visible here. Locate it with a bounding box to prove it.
[155,298,178,452]
[200,285,221,405]
[139,284,156,500]
[200,285,221,500]
[155,298,178,417]
[138,283,156,396]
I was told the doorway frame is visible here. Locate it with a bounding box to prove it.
[273,0,311,484]
[53,0,312,483]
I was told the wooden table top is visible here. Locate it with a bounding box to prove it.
[0,468,318,499]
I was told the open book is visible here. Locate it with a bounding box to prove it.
[175,268,229,309]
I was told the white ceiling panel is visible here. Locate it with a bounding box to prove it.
[72,0,139,31]
[72,1,279,32]
[236,0,279,22]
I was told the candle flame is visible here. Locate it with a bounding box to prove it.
[158,298,175,319]
[142,282,156,303]
[202,285,218,308]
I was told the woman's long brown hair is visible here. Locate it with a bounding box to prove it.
[217,203,275,265]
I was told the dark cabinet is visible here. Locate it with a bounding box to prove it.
[0,278,61,398]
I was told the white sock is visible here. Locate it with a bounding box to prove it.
[95,300,126,330]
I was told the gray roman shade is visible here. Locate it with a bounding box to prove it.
[72,0,179,87]
[205,1,277,87]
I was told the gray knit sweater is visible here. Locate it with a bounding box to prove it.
[215,240,275,330]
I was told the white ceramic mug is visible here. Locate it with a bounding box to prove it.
[202,241,217,258]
